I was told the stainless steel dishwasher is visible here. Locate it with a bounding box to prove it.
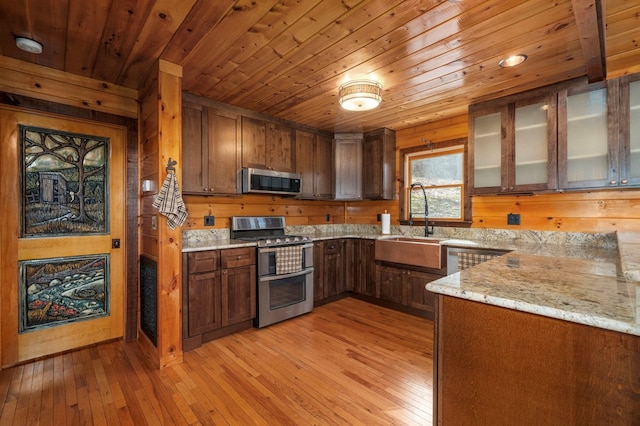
[446,246,510,274]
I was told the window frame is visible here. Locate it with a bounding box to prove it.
[399,137,471,226]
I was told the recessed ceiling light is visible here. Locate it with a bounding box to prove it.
[499,54,527,68]
[15,37,43,54]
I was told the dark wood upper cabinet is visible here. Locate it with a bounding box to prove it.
[470,73,640,194]
[182,98,241,195]
[242,117,295,173]
[334,134,363,200]
[363,128,396,200]
[619,74,640,187]
[469,93,557,194]
[295,129,333,200]
[558,76,640,189]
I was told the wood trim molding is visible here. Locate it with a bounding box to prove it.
[0,55,139,118]
[571,0,606,82]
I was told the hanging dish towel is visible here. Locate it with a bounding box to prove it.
[153,172,188,230]
[275,245,303,275]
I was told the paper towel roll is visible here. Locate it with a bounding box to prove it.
[381,213,391,234]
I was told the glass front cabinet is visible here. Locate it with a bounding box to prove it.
[469,94,556,194]
[470,74,640,194]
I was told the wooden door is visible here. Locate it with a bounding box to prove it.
[313,241,325,302]
[0,107,127,366]
[221,265,256,327]
[206,108,240,194]
[268,123,294,172]
[182,102,206,193]
[314,134,334,199]
[187,271,222,336]
[295,129,316,198]
[323,240,344,298]
[358,240,377,297]
[241,117,267,169]
[377,265,405,304]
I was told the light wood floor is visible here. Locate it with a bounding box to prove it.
[0,298,434,425]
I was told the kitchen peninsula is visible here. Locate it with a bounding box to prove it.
[426,231,640,424]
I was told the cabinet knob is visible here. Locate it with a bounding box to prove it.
[237,255,242,260]
[610,180,617,185]
[621,179,628,185]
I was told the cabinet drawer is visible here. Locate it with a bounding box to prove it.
[188,250,220,274]
[221,247,255,269]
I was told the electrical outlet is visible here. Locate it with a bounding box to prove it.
[151,215,157,230]
[326,213,331,222]
[507,213,520,225]
[204,215,215,226]
[376,213,381,221]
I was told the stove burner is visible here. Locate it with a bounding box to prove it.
[230,216,310,247]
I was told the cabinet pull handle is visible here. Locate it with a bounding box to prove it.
[610,180,617,185]
[621,179,628,185]
[237,255,242,259]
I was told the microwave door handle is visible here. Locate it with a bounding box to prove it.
[260,268,314,281]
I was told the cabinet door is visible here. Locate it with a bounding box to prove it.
[376,265,405,304]
[205,108,240,194]
[513,95,557,191]
[469,105,508,193]
[315,133,334,199]
[221,265,256,327]
[313,241,325,302]
[558,83,612,188]
[406,270,441,314]
[323,239,344,298]
[363,128,396,199]
[268,123,295,172]
[358,239,377,297]
[187,271,222,336]
[619,76,640,187]
[334,137,362,200]
[242,117,268,169]
[343,239,357,291]
[182,103,206,193]
[295,129,316,199]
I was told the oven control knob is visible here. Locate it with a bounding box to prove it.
[265,239,272,245]
[276,238,282,244]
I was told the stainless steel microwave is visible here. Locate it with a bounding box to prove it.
[242,168,301,195]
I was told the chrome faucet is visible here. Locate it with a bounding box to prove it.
[409,183,434,237]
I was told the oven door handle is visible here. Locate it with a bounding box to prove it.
[259,267,314,282]
[259,242,314,253]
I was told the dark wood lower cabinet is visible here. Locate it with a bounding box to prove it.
[183,247,256,351]
[433,295,640,424]
[183,238,443,349]
[374,263,443,319]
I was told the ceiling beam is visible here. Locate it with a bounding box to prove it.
[571,0,606,82]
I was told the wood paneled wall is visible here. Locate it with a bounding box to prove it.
[184,108,640,234]
[139,60,184,369]
[396,114,640,233]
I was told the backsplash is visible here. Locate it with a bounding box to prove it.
[182,224,617,249]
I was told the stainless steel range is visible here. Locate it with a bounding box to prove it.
[231,216,313,328]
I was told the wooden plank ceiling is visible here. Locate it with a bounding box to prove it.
[0,0,638,133]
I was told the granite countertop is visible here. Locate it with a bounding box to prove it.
[426,237,640,336]
[182,227,639,336]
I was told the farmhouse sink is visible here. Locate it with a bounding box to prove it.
[375,237,445,269]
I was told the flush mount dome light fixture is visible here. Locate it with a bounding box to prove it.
[15,37,43,54]
[499,54,527,68]
[338,80,382,111]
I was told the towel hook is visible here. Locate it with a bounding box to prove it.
[166,157,177,173]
